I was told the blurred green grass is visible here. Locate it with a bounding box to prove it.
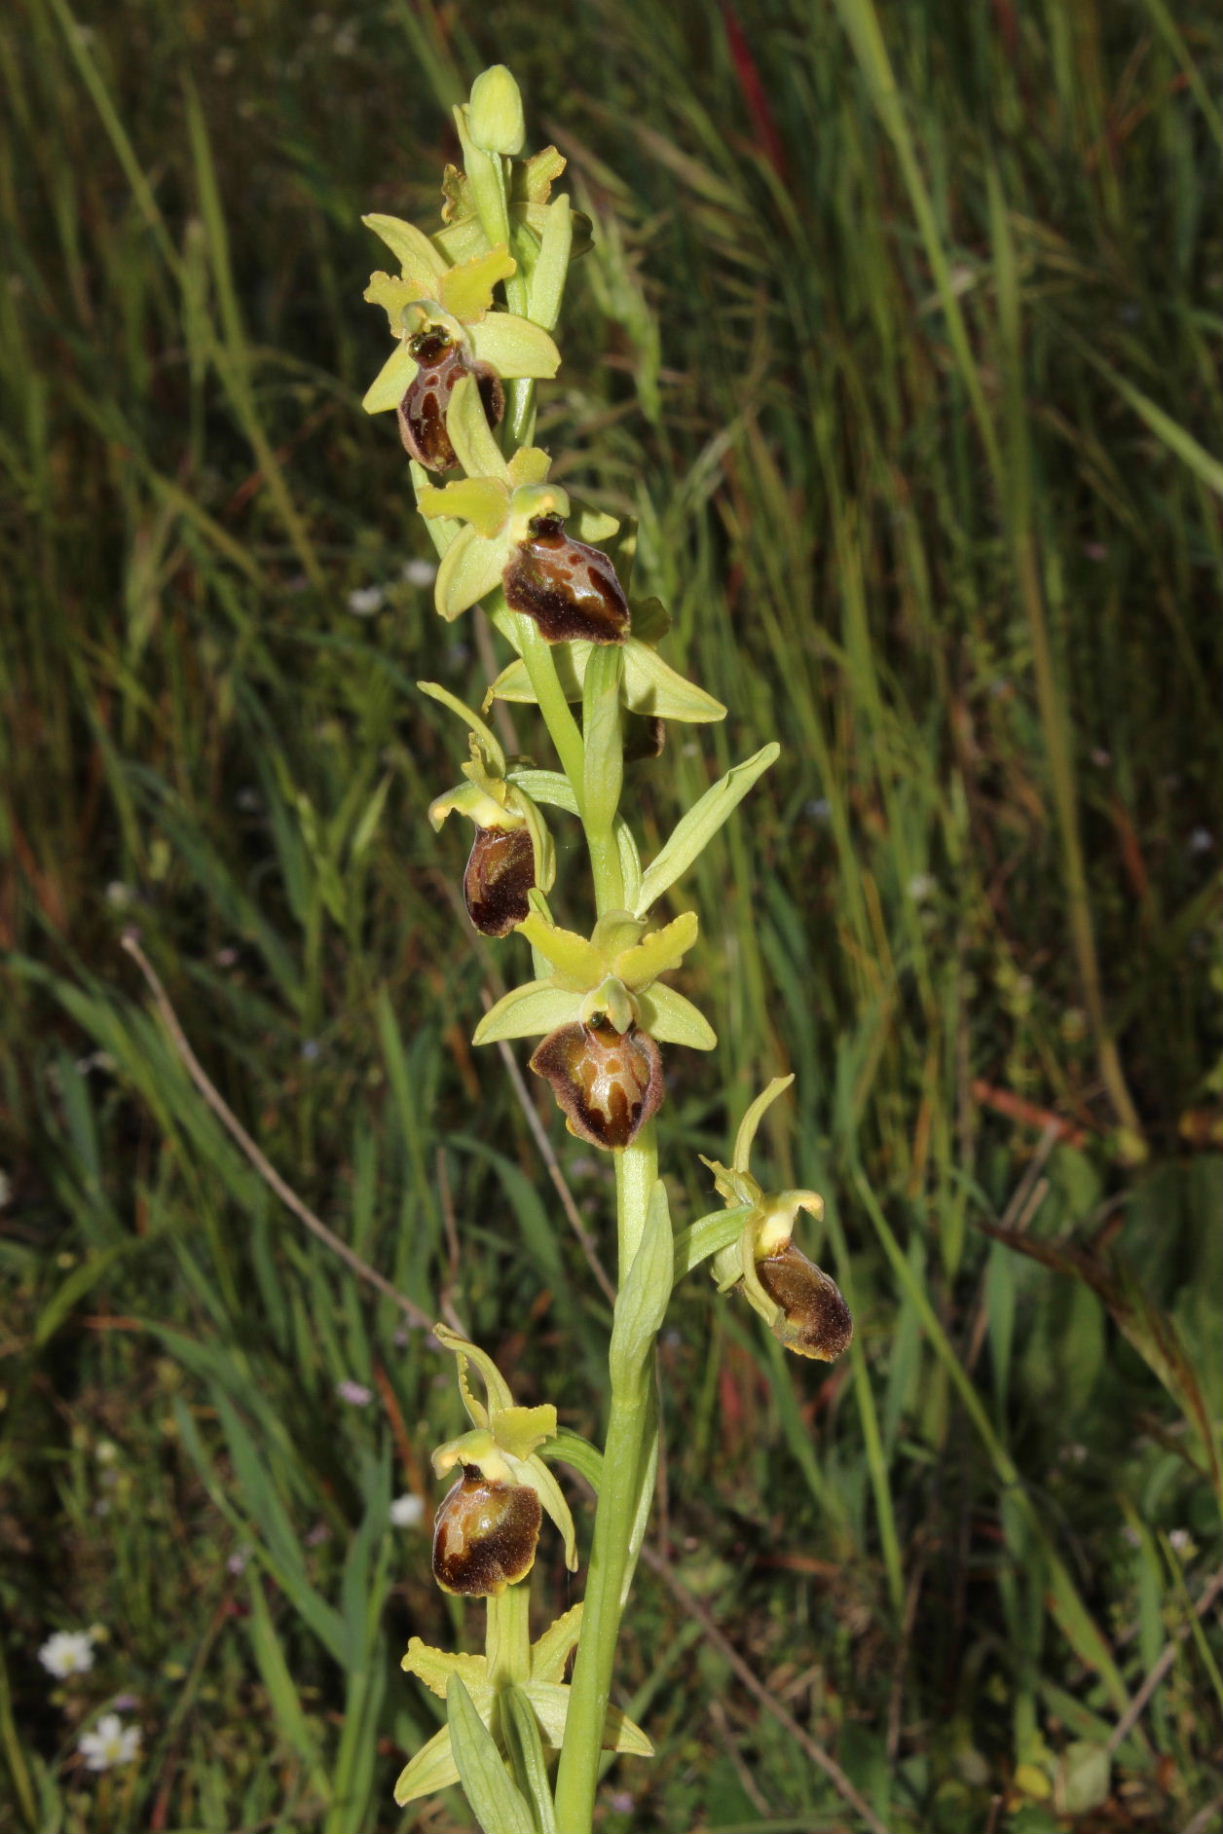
[1,0,1220,1829]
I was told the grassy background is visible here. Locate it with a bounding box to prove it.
[1,0,1220,1829]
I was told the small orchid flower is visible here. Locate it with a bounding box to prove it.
[361,222,560,471]
[419,681,554,936]
[428,1325,579,1595]
[474,904,714,1149]
[702,1078,852,1362]
[394,1604,651,1807]
[416,376,630,644]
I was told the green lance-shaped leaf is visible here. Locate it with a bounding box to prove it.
[447,1676,536,1834]
[634,742,780,917]
[500,1685,559,1834]
[609,1180,674,1394]
[582,643,625,836]
[528,193,573,332]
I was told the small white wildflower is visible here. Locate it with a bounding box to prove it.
[390,1493,425,1528]
[39,1630,95,1679]
[226,1548,250,1575]
[1120,1524,1142,1549]
[906,873,937,904]
[1169,1528,1194,1554]
[78,1713,141,1772]
[1188,828,1214,854]
[105,881,133,908]
[346,585,385,616]
[336,1379,373,1407]
[401,557,438,588]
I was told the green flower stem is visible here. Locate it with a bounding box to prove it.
[514,618,587,806]
[554,1126,661,1834]
[486,1581,531,1687]
[585,817,626,919]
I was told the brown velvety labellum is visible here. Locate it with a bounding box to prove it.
[464,825,535,937]
[432,1468,542,1597]
[529,1018,663,1150]
[756,1244,853,1362]
[397,333,505,473]
[502,516,630,645]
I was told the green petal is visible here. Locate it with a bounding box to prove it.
[433,525,509,621]
[496,1403,558,1461]
[613,910,699,991]
[732,1075,796,1174]
[517,913,606,989]
[361,339,419,414]
[393,1727,461,1806]
[427,779,506,832]
[623,639,727,722]
[636,983,717,1050]
[469,312,561,380]
[473,981,583,1045]
[363,213,447,295]
[440,243,517,322]
[447,372,509,480]
[432,1322,513,1418]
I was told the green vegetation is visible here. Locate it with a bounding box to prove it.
[2,1,1219,1830]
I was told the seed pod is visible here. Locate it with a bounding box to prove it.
[503,513,630,645]
[529,1018,663,1150]
[432,1467,542,1597]
[755,1243,853,1362]
[398,328,505,472]
[464,825,535,937]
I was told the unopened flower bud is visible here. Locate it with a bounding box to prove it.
[503,513,630,645]
[468,66,526,157]
[399,329,505,472]
[432,1466,542,1596]
[529,1018,663,1150]
[755,1243,853,1361]
[464,825,535,937]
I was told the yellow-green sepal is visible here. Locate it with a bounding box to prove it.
[362,338,419,414]
[473,982,583,1045]
[469,312,561,379]
[636,983,717,1050]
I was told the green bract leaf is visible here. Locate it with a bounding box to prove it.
[582,645,625,836]
[448,373,509,479]
[529,194,573,332]
[473,982,582,1045]
[447,1677,536,1834]
[636,983,717,1050]
[634,743,780,916]
[500,1686,559,1834]
[433,524,510,620]
[609,1180,674,1394]
[469,313,561,379]
[362,339,418,414]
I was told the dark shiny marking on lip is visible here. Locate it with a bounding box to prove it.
[502,523,630,645]
[397,344,505,473]
[529,1018,663,1149]
[432,1467,542,1597]
[463,826,535,937]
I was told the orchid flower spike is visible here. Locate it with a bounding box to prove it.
[702,1077,853,1361]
